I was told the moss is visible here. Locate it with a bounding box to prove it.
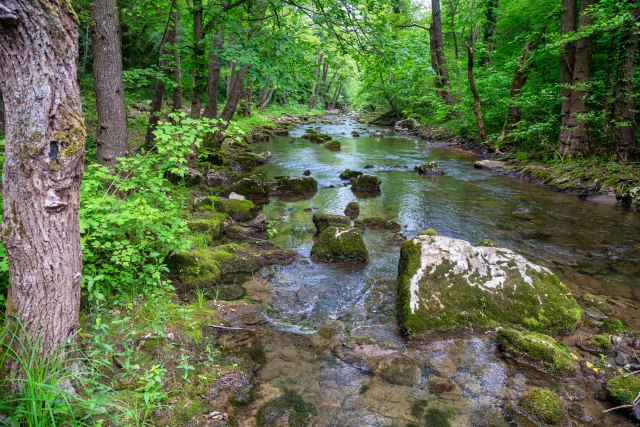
[424,408,452,427]
[325,140,341,151]
[417,228,438,236]
[606,374,640,404]
[518,387,563,426]
[579,293,615,316]
[168,244,246,289]
[310,226,368,263]
[339,169,363,180]
[476,239,497,247]
[187,212,227,243]
[354,217,401,232]
[582,334,614,353]
[351,174,381,194]
[312,213,352,234]
[497,329,577,376]
[273,176,318,195]
[53,125,86,158]
[301,131,331,143]
[256,389,316,427]
[414,162,444,176]
[601,317,627,334]
[344,201,360,218]
[214,197,256,221]
[233,176,268,199]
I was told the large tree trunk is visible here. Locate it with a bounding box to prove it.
[501,42,535,140]
[170,7,183,111]
[0,90,4,133]
[204,31,224,119]
[258,88,275,113]
[0,0,85,378]
[430,0,454,105]
[220,67,248,123]
[190,0,205,118]
[309,53,323,110]
[91,0,128,168]
[558,0,595,157]
[614,14,638,161]
[466,45,488,142]
[482,0,499,65]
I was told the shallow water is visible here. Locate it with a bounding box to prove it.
[235,116,640,426]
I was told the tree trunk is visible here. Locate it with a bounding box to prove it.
[466,45,488,142]
[501,42,535,140]
[91,0,128,168]
[0,90,4,133]
[329,81,342,110]
[190,0,205,118]
[430,0,454,105]
[220,67,248,123]
[447,0,459,59]
[482,0,499,65]
[204,31,224,119]
[259,88,275,113]
[309,53,323,110]
[0,0,85,378]
[614,14,638,161]
[558,0,596,157]
[170,7,182,111]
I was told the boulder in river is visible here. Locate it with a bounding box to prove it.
[351,175,381,195]
[344,201,360,219]
[270,176,318,197]
[311,226,368,263]
[214,197,257,221]
[325,140,341,151]
[339,169,363,180]
[395,118,420,131]
[518,387,564,426]
[397,235,582,337]
[414,161,444,176]
[312,213,352,234]
[302,129,332,143]
[623,186,640,211]
[474,159,507,171]
[354,217,401,232]
[232,176,269,201]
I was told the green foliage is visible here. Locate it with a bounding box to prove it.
[80,114,219,308]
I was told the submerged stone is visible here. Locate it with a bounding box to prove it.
[497,329,577,377]
[312,213,352,234]
[271,176,318,196]
[351,175,381,195]
[325,140,341,151]
[302,130,332,143]
[344,201,360,219]
[518,387,564,426]
[256,389,316,427]
[396,235,582,337]
[414,161,444,176]
[339,169,363,180]
[354,217,401,232]
[310,226,368,263]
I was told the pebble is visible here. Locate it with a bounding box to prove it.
[615,351,630,366]
[584,307,607,319]
[611,335,623,348]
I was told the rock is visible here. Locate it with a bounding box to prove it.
[602,317,626,334]
[417,228,438,236]
[271,176,318,197]
[364,164,375,169]
[584,306,607,319]
[578,334,614,355]
[325,140,341,151]
[369,354,421,386]
[632,338,640,349]
[396,235,582,337]
[395,118,420,131]
[518,387,564,426]
[256,390,315,427]
[228,192,246,201]
[623,186,640,211]
[414,161,444,176]
[474,160,507,171]
[351,175,381,195]
[187,212,227,243]
[303,169,311,176]
[302,129,332,143]
[611,335,623,348]
[351,131,360,137]
[232,176,269,201]
[224,215,268,240]
[476,238,497,247]
[580,293,615,316]
[339,169,363,180]
[373,131,383,138]
[344,201,360,219]
[205,169,228,187]
[214,197,257,221]
[498,329,578,377]
[166,167,204,186]
[312,213,352,234]
[615,351,631,366]
[192,196,213,211]
[428,376,455,394]
[512,207,531,216]
[259,151,272,161]
[310,226,368,263]
[354,217,401,232]
[606,374,640,406]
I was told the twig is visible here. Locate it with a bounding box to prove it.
[207,324,256,332]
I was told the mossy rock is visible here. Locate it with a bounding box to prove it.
[354,217,401,232]
[232,176,269,200]
[312,213,352,234]
[579,293,615,316]
[579,334,614,354]
[310,226,368,263]
[397,235,582,337]
[168,245,231,289]
[325,140,341,151]
[518,387,564,426]
[351,174,381,194]
[476,238,497,247]
[301,131,331,143]
[339,169,363,180]
[606,373,640,404]
[256,389,316,427]
[417,228,438,236]
[187,212,228,243]
[601,317,626,334]
[414,161,444,176]
[497,329,577,377]
[272,176,318,196]
[213,197,257,221]
[344,201,360,219]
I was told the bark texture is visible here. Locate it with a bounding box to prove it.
[204,31,224,118]
[466,45,488,142]
[430,0,454,105]
[0,0,85,373]
[91,0,128,168]
[614,12,638,161]
[190,0,205,118]
[309,53,324,109]
[170,7,182,111]
[501,42,535,140]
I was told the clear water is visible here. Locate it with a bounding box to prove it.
[233,116,640,426]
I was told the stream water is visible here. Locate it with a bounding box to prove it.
[231,116,640,426]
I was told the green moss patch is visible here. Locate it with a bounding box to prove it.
[497,329,577,377]
[606,374,640,404]
[354,217,401,232]
[579,293,615,316]
[518,387,563,426]
[579,334,614,354]
[350,175,381,194]
[256,389,316,427]
[417,228,438,236]
[213,197,256,221]
[310,226,368,263]
[344,201,360,218]
[339,169,363,180]
[325,140,341,151]
[272,176,318,196]
[312,213,352,234]
[601,317,627,334]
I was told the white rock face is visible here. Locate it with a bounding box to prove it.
[228,192,246,200]
[474,160,506,171]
